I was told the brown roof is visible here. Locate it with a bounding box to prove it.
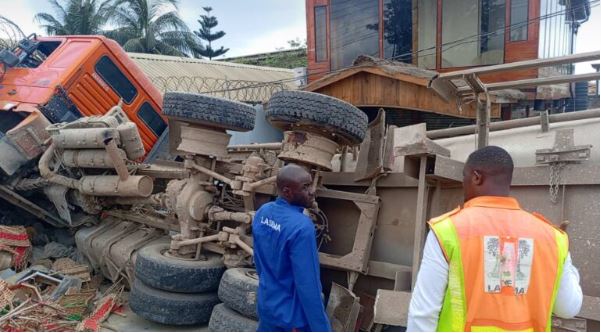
[351,55,438,80]
[304,55,437,93]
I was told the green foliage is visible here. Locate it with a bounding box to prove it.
[105,0,200,56]
[228,49,307,69]
[34,0,115,35]
[35,0,200,57]
[193,6,228,60]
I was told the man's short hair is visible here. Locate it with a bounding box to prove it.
[466,146,514,180]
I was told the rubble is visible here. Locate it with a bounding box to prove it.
[76,284,124,332]
[0,225,125,332]
[0,225,32,271]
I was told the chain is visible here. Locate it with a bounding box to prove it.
[548,162,566,204]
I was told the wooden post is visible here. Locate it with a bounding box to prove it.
[477,93,491,149]
[411,155,429,288]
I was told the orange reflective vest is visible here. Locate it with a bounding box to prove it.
[429,196,569,332]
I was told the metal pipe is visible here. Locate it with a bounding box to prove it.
[247,175,277,191]
[437,51,600,80]
[211,210,253,224]
[476,98,488,148]
[38,142,79,189]
[427,109,600,139]
[104,137,129,181]
[485,72,600,91]
[189,161,233,186]
[234,237,254,256]
[53,128,120,149]
[104,193,165,207]
[227,142,282,151]
[62,149,127,169]
[222,226,254,256]
[171,233,222,248]
[79,175,153,197]
[117,122,145,160]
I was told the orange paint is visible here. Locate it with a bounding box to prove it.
[0,35,165,155]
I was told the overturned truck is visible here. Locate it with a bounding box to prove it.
[0,51,599,331]
[2,92,598,331]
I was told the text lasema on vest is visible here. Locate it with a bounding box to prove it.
[261,216,281,232]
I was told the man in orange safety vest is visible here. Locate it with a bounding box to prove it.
[407,146,583,332]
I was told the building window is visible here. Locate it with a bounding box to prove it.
[95,56,138,104]
[510,0,529,41]
[480,0,505,64]
[442,0,505,68]
[538,0,572,73]
[417,0,437,68]
[383,0,413,63]
[315,6,328,62]
[137,102,166,137]
[330,0,380,70]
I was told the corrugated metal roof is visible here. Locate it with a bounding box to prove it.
[128,52,297,102]
[128,52,294,82]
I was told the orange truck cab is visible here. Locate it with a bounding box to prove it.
[0,34,166,176]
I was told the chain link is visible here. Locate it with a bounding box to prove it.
[548,162,566,204]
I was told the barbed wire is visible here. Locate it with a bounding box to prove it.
[0,15,25,50]
[149,76,297,103]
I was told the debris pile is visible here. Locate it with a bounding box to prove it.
[0,225,125,332]
[0,226,31,271]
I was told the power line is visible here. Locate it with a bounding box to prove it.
[388,0,599,62]
[199,1,598,94]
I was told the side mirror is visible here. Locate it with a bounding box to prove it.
[0,49,19,68]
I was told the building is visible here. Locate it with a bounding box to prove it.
[306,0,591,83]
[304,0,592,126]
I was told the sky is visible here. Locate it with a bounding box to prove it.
[1,0,307,58]
[0,0,598,69]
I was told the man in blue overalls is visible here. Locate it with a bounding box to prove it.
[252,163,331,332]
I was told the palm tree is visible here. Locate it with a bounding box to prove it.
[35,0,115,35]
[107,0,200,56]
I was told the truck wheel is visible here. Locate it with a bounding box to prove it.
[129,278,219,325]
[135,243,225,293]
[208,303,259,332]
[218,268,259,319]
[162,92,256,132]
[266,90,368,145]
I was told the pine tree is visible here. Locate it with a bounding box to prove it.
[193,7,229,60]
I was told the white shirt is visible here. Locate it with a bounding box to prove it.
[407,231,583,331]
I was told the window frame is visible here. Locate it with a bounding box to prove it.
[509,0,529,42]
[329,0,380,70]
[94,55,138,104]
[314,5,328,62]
[136,101,167,137]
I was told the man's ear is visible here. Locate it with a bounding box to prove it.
[281,186,291,198]
[473,170,484,186]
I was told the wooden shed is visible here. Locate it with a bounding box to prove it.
[304,56,503,120]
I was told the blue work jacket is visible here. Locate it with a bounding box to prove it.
[252,197,331,332]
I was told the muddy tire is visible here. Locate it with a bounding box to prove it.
[129,278,220,325]
[266,90,368,145]
[208,303,259,332]
[218,268,259,319]
[134,242,225,293]
[162,92,255,132]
